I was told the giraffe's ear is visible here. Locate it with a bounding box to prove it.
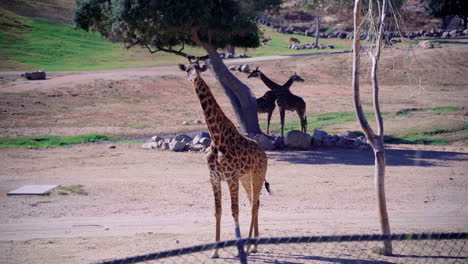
[178,64,187,71]
[200,64,208,72]
[255,67,259,71]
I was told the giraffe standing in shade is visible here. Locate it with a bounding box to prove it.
[248,68,307,136]
[178,61,269,258]
[256,90,277,134]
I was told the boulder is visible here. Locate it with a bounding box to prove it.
[449,30,458,37]
[151,136,164,142]
[339,131,358,139]
[336,137,356,149]
[322,135,337,147]
[199,137,211,148]
[189,144,206,152]
[142,140,158,149]
[161,142,170,150]
[418,40,434,49]
[463,29,468,36]
[229,65,237,71]
[175,134,192,142]
[441,32,450,38]
[312,129,328,146]
[284,130,311,150]
[23,71,46,80]
[240,64,250,73]
[169,139,187,152]
[254,134,274,151]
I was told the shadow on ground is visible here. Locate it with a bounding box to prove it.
[267,147,468,167]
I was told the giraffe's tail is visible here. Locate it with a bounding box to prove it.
[264,180,272,194]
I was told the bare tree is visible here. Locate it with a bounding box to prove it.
[352,0,392,255]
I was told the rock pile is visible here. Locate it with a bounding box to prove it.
[218,53,251,59]
[143,129,370,153]
[229,64,251,73]
[142,132,212,152]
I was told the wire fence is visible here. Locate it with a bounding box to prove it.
[97,232,467,264]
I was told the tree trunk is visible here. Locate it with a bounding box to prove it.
[315,16,320,47]
[202,43,263,136]
[353,0,392,255]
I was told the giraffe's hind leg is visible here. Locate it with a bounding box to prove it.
[242,174,264,254]
[210,175,222,258]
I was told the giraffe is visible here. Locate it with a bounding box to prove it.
[178,60,269,258]
[256,90,277,134]
[248,68,307,136]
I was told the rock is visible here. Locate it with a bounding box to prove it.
[189,144,206,152]
[142,139,158,149]
[463,29,468,36]
[336,137,356,149]
[339,131,358,139]
[161,142,170,150]
[175,134,193,142]
[23,71,46,80]
[169,139,187,152]
[441,32,450,38]
[418,40,434,49]
[322,135,337,147]
[240,64,250,73]
[229,65,236,71]
[151,136,164,142]
[194,119,203,124]
[199,137,211,147]
[253,134,274,151]
[284,130,311,150]
[272,136,285,149]
[192,134,202,145]
[449,30,458,37]
[183,121,190,125]
[327,44,334,49]
[312,129,328,146]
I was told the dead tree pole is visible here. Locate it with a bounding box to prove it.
[352,0,392,255]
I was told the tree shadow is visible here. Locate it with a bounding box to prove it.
[246,252,395,264]
[267,147,468,167]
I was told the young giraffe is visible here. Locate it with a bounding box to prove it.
[178,61,269,258]
[248,68,307,136]
[256,90,277,134]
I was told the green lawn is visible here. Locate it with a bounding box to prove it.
[0,10,352,71]
[0,134,116,148]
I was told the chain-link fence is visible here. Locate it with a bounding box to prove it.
[97,232,467,264]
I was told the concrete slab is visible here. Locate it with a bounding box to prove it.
[7,185,59,196]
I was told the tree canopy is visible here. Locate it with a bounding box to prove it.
[425,0,468,28]
[74,0,282,57]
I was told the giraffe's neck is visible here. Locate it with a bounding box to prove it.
[282,76,295,90]
[192,76,240,146]
[259,72,281,90]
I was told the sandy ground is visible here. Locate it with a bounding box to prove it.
[0,43,467,263]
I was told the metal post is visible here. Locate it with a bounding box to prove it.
[235,226,248,264]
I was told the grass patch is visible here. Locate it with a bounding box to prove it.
[57,184,88,195]
[132,125,147,129]
[425,106,463,112]
[261,111,374,134]
[384,123,466,145]
[0,134,117,148]
[0,13,352,71]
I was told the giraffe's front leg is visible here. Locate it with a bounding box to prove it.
[210,176,222,259]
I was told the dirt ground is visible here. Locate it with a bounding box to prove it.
[0,42,467,264]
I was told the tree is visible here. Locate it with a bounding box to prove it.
[426,0,468,29]
[74,0,282,135]
[352,0,392,255]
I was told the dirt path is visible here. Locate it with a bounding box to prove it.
[1,143,467,264]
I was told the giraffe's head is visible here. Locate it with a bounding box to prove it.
[178,61,208,81]
[247,67,261,78]
[291,73,305,83]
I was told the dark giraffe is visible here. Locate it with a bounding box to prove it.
[178,61,269,258]
[248,68,307,136]
[256,90,277,134]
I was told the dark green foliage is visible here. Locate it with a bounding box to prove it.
[74,0,282,54]
[426,0,467,19]
[426,0,468,28]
